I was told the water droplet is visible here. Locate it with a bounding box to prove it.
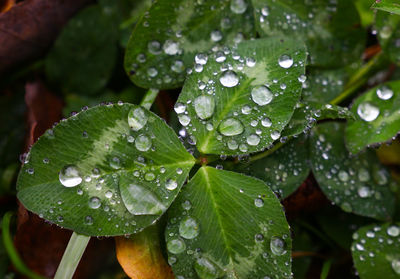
[148,40,161,55]
[165,179,178,191]
[338,170,349,182]
[194,257,223,279]
[122,184,166,215]
[357,102,380,122]
[261,117,272,127]
[230,0,247,14]
[254,198,264,207]
[147,67,158,77]
[171,60,185,73]
[105,191,113,199]
[195,53,208,65]
[376,85,393,100]
[251,85,273,106]
[109,157,121,169]
[255,233,264,242]
[179,217,199,239]
[271,131,281,140]
[387,225,400,237]
[59,165,82,187]
[182,200,192,210]
[227,139,238,150]
[84,215,93,225]
[247,134,260,146]
[144,172,156,181]
[358,186,370,198]
[174,103,186,114]
[128,107,148,131]
[163,40,180,55]
[270,236,286,255]
[246,57,256,67]
[358,168,370,182]
[178,114,191,126]
[392,259,400,275]
[167,238,186,254]
[135,135,152,151]
[298,74,307,83]
[218,118,244,136]
[278,55,293,69]
[210,30,223,42]
[341,202,352,213]
[194,95,215,120]
[219,70,239,87]
[89,197,101,209]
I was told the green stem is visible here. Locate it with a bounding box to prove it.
[249,142,285,162]
[320,259,333,279]
[2,212,45,279]
[345,52,383,90]
[140,88,159,110]
[54,232,90,279]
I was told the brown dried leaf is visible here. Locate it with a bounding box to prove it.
[116,225,174,279]
[0,0,92,73]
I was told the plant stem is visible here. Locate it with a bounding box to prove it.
[54,232,90,279]
[249,142,284,162]
[140,88,159,110]
[2,212,45,279]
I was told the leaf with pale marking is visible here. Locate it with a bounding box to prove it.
[309,122,396,220]
[351,223,400,279]
[124,0,255,89]
[372,0,400,15]
[17,103,195,236]
[165,166,291,279]
[345,81,400,154]
[176,37,307,155]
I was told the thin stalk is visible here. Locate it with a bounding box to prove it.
[54,232,90,279]
[140,88,159,110]
[2,212,45,279]
[249,142,285,162]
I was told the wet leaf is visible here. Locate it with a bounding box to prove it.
[252,0,365,67]
[176,37,307,155]
[345,81,400,154]
[372,0,400,15]
[0,0,92,73]
[17,103,195,236]
[45,5,118,95]
[124,0,255,89]
[116,225,174,279]
[351,222,400,279]
[237,135,310,198]
[310,122,396,220]
[375,11,400,65]
[165,166,292,279]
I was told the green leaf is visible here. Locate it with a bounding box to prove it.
[237,135,310,198]
[45,5,118,95]
[176,37,307,155]
[124,0,255,89]
[355,0,376,27]
[309,122,395,220]
[351,223,400,279]
[372,0,400,15]
[345,81,400,153]
[375,11,400,65]
[252,0,366,67]
[282,102,354,138]
[17,103,195,236]
[165,166,292,278]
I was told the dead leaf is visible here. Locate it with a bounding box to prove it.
[0,0,15,13]
[0,0,92,73]
[116,225,175,279]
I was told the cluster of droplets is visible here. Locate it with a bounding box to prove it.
[352,224,400,275]
[357,85,394,122]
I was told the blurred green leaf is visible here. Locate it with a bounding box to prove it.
[372,0,400,15]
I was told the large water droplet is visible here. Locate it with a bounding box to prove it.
[392,259,400,275]
[247,134,260,146]
[178,114,191,126]
[167,238,186,254]
[357,102,380,122]
[148,40,161,55]
[278,55,293,69]
[194,95,215,120]
[89,197,101,209]
[270,236,286,255]
[376,85,393,100]
[219,70,239,87]
[179,216,200,239]
[251,85,273,106]
[194,257,223,279]
[128,107,148,131]
[135,135,152,151]
[165,179,178,191]
[121,184,166,215]
[163,40,180,55]
[230,0,248,14]
[218,118,244,136]
[358,186,371,198]
[59,165,82,187]
[174,102,186,114]
[254,198,264,207]
[387,225,400,237]
[261,117,272,127]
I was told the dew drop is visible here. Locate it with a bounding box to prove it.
[163,40,180,55]
[278,55,293,69]
[89,197,101,209]
[376,85,393,100]
[148,40,161,55]
[167,238,186,254]
[122,184,166,215]
[219,70,239,87]
[230,0,248,14]
[109,157,121,169]
[85,215,93,225]
[178,114,191,126]
[194,95,215,120]
[218,118,244,136]
[194,257,223,279]
[358,186,371,198]
[59,165,82,187]
[135,135,152,151]
[254,198,264,207]
[165,179,178,191]
[251,85,273,106]
[392,259,400,275]
[247,134,260,146]
[195,53,208,65]
[271,130,281,141]
[179,217,200,239]
[357,102,380,122]
[128,107,148,131]
[227,139,238,150]
[174,102,186,114]
[261,117,272,128]
[387,225,400,237]
[270,236,286,255]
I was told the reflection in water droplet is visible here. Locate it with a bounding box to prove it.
[218,118,244,136]
[194,95,215,120]
[270,236,286,255]
[357,102,379,122]
[89,197,101,209]
[121,184,166,215]
[174,103,186,114]
[135,135,152,151]
[178,114,191,126]
[59,165,82,187]
[247,134,260,146]
[128,107,148,131]
[251,85,273,106]
[278,55,293,69]
[167,238,186,254]
[376,85,393,100]
[179,217,200,239]
[271,131,281,140]
[254,198,264,207]
[230,0,247,14]
[261,118,272,127]
[165,179,178,191]
[219,70,239,87]
[163,40,180,55]
[387,225,400,237]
